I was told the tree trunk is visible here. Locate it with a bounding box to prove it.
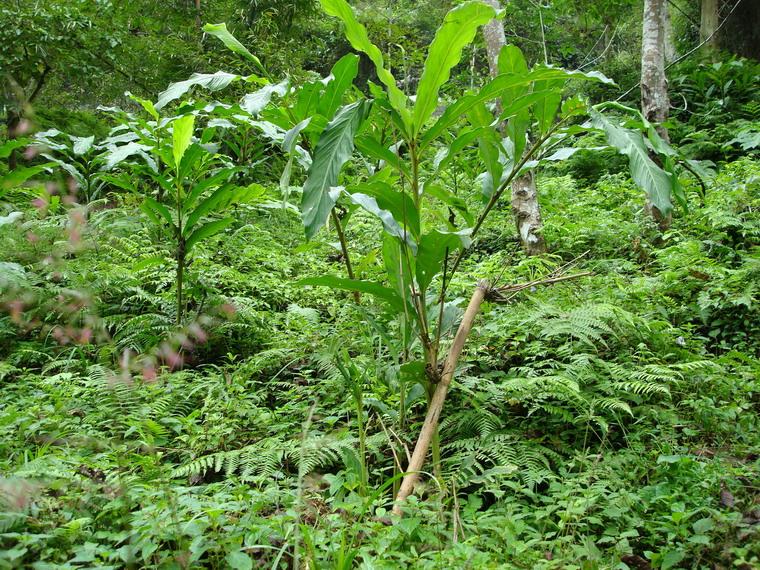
[511,170,547,255]
[663,2,676,63]
[700,0,720,52]
[482,0,506,80]
[718,1,760,60]
[641,0,671,229]
[482,0,547,255]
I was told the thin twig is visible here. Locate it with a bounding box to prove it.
[489,271,592,302]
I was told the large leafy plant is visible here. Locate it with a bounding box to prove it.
[99,101,266,325]
[286,0,623,510]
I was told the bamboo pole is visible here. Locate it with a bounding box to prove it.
[393,280,490,515]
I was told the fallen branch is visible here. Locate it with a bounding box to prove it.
[392,266,591,516]
[489,271,592,302]
[393,279,490,515]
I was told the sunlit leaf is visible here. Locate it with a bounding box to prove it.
[301,100,372,239]
[412,1,498,136]
[298,275,405,312]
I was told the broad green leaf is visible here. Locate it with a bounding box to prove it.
[532,71,564,135]
[665,155,687,212]
[224,550,253,570]
[661,550,685,570]
[346,181,420,239]
[497,45,529,102]
[320,0,410,129]
[422,67,610,149]
[156,72,245,110]
[421,72,556,149]
[416,229,472,294]
[283,119,311,155]
[240,80,289,115]
[541,147,604,161]
[433,125,494,173]
[1,164,53,190]
[0,263,27,289]
[292,81,322,123]
[0,138,29,159]
[101,142,155,171]
[496,47,531,159]
[591,110,675,216]
[178,143,209,180]
[71,136,95,156]
[318,53,360,119]
[0,211,23,226]
[43,156,86,188]
[413,1,498,136]
[203,23,263,71]
[132,255,167,271]
[142,196,174,227]
[185,217,234,252]
[345,191,416,250]
[184,184,236,234]
[185,167,239,208]
[127,92,160,120]
[467,103,503,198]
[99,174,138,193]
[423,184,473,226]
[692,517,714,535]
[281,118,312,194]
[172,115,195,171]
[382,232,409,302]
[298,275,405,313]
[301,100,372,239]
[354,134,411,179]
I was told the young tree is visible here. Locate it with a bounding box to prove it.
[641,0,671,228]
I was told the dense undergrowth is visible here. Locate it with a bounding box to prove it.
[1,2,760,569]
[1,154,758,567]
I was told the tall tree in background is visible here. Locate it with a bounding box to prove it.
[717,0,760,60]
[700,0,719,51]
[641,0,671,228]
[482,0,506,78]
[482,0,547,255]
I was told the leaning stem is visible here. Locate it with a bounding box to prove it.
[175,176,184,325]
[355,385,367,496]
[176,250,184,325]
[393,280,490,515]
[331,210,360,303]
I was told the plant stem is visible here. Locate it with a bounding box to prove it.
[393,280,490,515]
[442,120,566,295]
[331,210,360,303]
[355,384,367,496]
[176,243,185,325]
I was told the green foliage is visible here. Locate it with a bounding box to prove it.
[0,2,759,569]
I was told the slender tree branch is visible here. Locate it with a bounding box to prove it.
[393,280,490,515]
[28,63,51,104]
[393,264,591,516]
[442,119,567,295]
